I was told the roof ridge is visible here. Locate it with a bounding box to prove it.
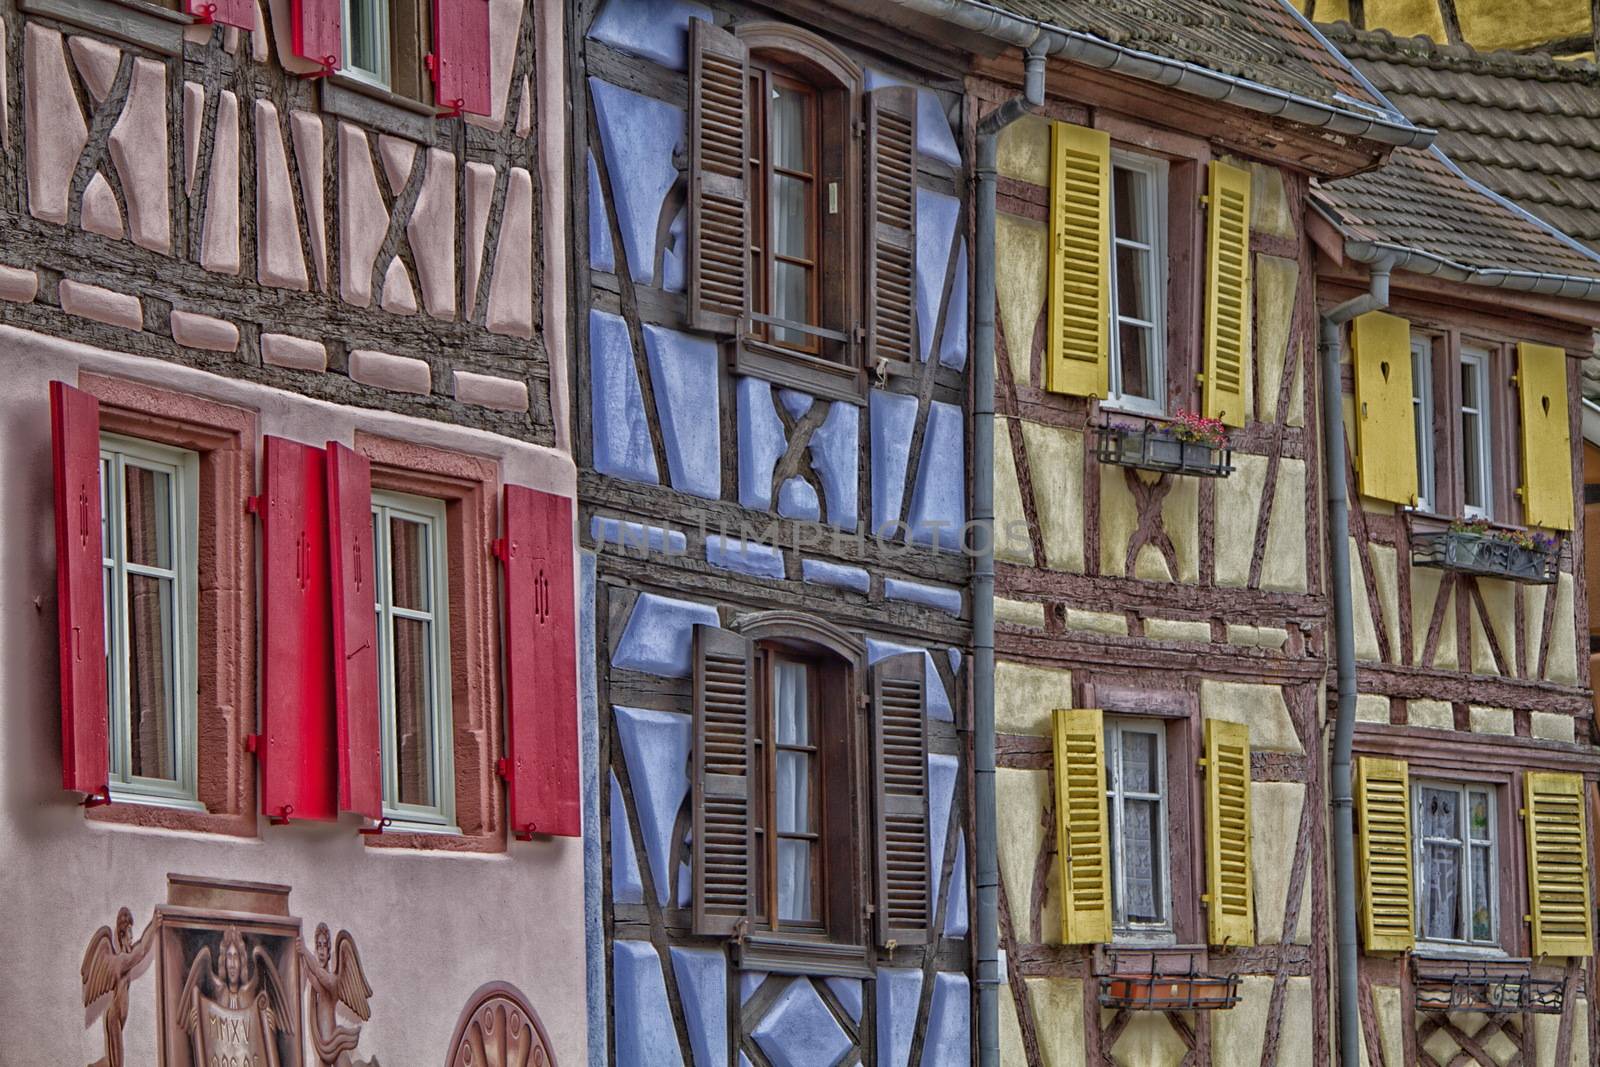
[1319,21,1600,81]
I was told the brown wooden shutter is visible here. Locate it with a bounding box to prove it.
[865,86,918,366]
[873,651,931,946]
[692,624,754,935]
[687,19,749,334]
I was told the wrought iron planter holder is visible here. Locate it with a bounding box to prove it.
[1094,422,1234,478]
[1096,948,1240,1011]
[1411,530,1558,585]
[1412,957,1564,1015]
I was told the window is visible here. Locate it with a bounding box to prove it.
[340,0,431,103]
[1104,717,1171,941]
[1411,336,1436,513]
[99,434,199,807]
[371,489,455,830]
[1460,346,1493,519]
[757,653,824,929]
[1105,155,1168,416]
[1414,781,1498,949]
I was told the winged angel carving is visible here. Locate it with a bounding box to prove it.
[302,922,380,1067]
[178,926,295,1066]
[80,907,156,1067]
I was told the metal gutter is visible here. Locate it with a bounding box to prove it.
[878,0,1436,149]
[1338,234,1600,301]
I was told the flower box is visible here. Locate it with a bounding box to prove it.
[1411,530,1558,585]
[1098,973,1240,1011]
[1412,957,1563,1015]
[1094,422,1233,479]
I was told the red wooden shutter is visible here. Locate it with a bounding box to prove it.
[430,0,493,117]
[496,484,580,839]
[692,625,754,935]
[865,86,919,365]
[873,651,931,946]
[51,381,109,801]
[326,443,381,822]
[189,0,255,30]
[687,18,750,333]
[292,0,341,74]
[255,436,337,823]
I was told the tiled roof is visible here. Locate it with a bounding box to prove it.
[1321,22,1600,248]
[979,0,1391,110]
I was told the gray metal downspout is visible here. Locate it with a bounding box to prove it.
[1320,260,1393,1067]
[974,42,1048,1067]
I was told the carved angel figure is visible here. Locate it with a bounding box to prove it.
[178,927,295,1067]
[301,922,379,1067]
[80,907,157,1067]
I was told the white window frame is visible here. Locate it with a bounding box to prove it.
[341,0,391,90]
[1413,779,1500,953]
[371,489,456,831]
[1459,346,1493,520]
[1411,335,1436,513]
[1104,716,1173,943]
[99,433,200,808]
[1103,152,1169,418]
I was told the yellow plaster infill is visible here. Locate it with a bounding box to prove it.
[1025,977,1086,1067]
[1252,781,1311,944]
[1200,680,1303,754]
[1279,978,1314,1065]
[1263,458,1309,593]
[1458,0,1588,52]
[1216,454,1267,588]
[1249,164,1296,239]
[1213,975,1273,1066]
[1373,985,1405,1067]
[1549,574,1579,683]
[1363,0,1450,42]
[1532,711,1576,744]
[1368,543,1400,663]
[996,767,1054,942]
[1355,694,1391,723]
[1349,538,1381,662]
[996,212,1046,389]
[1471,578,1517,676]
[1408,699,1453,730]
[996,596,1046,629]
[1163,472,1200,583]
[1062,608,1126,635]
[1469,705,1514,736]
[1255,254,1300,424]
[1227,624,1289,650]
[1111,1013,1188,1067]
[994,417,1031,567]
[1022,421,1085,573]
[998,976,1027,1067]
[995,659,1072,737]
[1145,618,1213,643]
[997,112,1050,186]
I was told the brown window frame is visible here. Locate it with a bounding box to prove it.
[332,0,436,112]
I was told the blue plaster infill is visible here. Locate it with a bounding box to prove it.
[737,377,787,511]
[587,0,710,71]
[669,946,727,1067]
[938,239,969,371]
[824,977,863,1023]
[867,639,953,722]
[739,971,768,1004]
[705,535,786,580]
[916,187,961,363]
[884,577,963,617]
[801,558,870,594]
[614,941,685,1067]
[870,389,918,537]
[946,648,962,675]
[643,324,721,500]
[808,401,859,532]
[612,592,719,678]
[944,835,969,937]
[777,477,820,522]
[777,388,813,419]
[589,78,684,284]
[589,309,660,486]
[662,207,687,292]
[917,89,962,167]
[614,706,692,907]
[752,979,853,1067]
[863,67,902,91]
[588,151,616,273]
[740,1056,755,1067]
[907,400,965,551]
[877,967,925,1067]
[920,973,972,1067]
[610,772,644,904]
[927,754,958,918]
[592,515,688,556]
[580,552,609,1067]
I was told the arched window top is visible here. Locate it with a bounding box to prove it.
[730,609,864,667]
[734,21,863,96]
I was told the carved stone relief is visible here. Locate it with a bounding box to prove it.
[445,983,555,1067]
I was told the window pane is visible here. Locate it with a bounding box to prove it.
[348,0,382,75]
[772,262,811,344]
[774,662,809,745]
[1461,361,1480,410]
[1470,844,1493,941]
[1116,245,1151,323]
[1122,797,1162,923]
[389,517,430,612]
[126,573,176,781]
[1120,731,1157,794]
[1112,166,1148,243]
[1421,787,1459,839]
[1462,411,1484,509]
[770,83,809,172]
[391,616,436,808]
[1117,324,1154,402]
[775,751,810,834]
[772,174,809,260]
[1468,791,1491,842]
[777,839,813,921]
[123,465,173,569]
[1423,842,1462,940]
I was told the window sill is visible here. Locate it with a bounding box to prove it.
[86,796,255,837]
[19,0,188,55]
[321,76,446,145]
[732,338,866,406]
[732,933,871,978]
[1412,943,1512,962]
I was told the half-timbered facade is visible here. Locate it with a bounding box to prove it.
[0,0,586,1062]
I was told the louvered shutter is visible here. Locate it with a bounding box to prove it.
[865,86,918,366]
[686,18,750,334]
[1201,160,1252,428]
[873,652,931,946]
[257,436,337,824]
[1517,342,1575,531]
[692,625,754,935]
[1045,122,1110,398]
[325,443,381,822]
[1053,708,1112,944]
[1203,718,1254,946]
[497,485,581,839]
[51,381,109,800]
[430,0,492,116]
[291,0,341,73]
[1351,311,1419,506]
[189,0,255,29]
[1523,771,1593,956]
[1355,756,1413,952]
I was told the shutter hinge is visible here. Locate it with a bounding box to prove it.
[496,756,512,780]
[245,733,263,755]
[1200,193,1211,207]
[246,495,263,515]
[492,537,510,562]
[1200,892,1211,904]
[852,117,864,139]
[1197,756,1208,770]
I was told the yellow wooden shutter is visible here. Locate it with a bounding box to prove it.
[1201,160,1252,427]
[1204,718,1254,946]
[1045,123,1110,398]
[1351,311,1420,506]
[1523,771,1593,956]
[1052,707,1112,944]
[1356,756,1414,952]
[1516,342,1575,531]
